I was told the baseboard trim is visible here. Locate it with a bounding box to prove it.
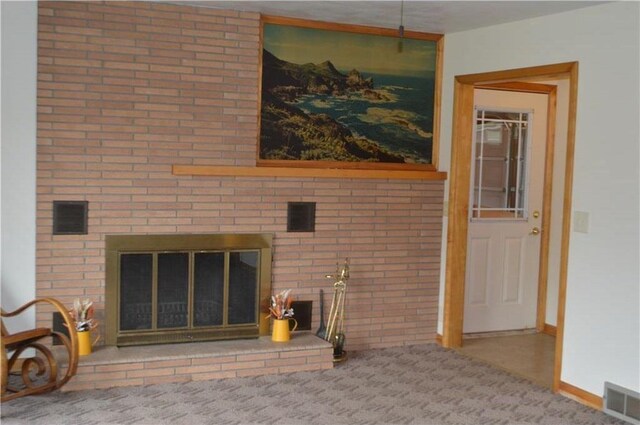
[463,329,537,339]
[558,381,603,410]
[435,334,443,346]
[542,324,557,336]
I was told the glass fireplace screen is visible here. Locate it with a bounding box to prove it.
[106,234,272,346]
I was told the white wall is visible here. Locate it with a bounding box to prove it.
[1,1,38,331]
[438,2,640,395]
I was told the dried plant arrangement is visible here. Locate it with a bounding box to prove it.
[69,298,98,332]
[268,289,294,320]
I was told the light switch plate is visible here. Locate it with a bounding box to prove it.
[443,200,449,217]
[574,211,589,233]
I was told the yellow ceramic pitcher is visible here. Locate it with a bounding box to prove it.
[77,330,99,356]
[271,318,297,342]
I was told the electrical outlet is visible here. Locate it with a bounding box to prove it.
[574,211,589,233]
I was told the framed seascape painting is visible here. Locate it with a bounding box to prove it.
[258,16,443,171]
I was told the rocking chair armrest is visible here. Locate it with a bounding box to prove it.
[3,328,51,349]
[2,298,76,339]
[2,297,70,321]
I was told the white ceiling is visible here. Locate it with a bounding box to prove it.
[176,1,607,34]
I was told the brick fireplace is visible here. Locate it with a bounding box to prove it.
[36,0,445,358]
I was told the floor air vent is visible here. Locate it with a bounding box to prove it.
[604,382,640,424]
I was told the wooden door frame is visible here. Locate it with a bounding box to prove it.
[442,62,579,394]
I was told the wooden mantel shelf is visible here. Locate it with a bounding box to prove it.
[172,165,448,181]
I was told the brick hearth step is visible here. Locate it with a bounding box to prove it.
[63,333,333,391]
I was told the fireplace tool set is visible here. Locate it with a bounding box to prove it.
[318,258,349,362]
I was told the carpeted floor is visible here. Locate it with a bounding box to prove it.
[1,343,623,425]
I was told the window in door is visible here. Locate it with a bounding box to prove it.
[471,109,531,220]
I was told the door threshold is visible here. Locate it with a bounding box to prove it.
[463,328,538,339]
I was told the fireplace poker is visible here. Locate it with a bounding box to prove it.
[316,289,327,339]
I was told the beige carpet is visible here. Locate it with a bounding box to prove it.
[1,343,623,425]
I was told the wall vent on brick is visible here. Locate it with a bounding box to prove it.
[287,202,316,232]
[52,201,88,235]
[290,300,312,330]
[51,311,71,346]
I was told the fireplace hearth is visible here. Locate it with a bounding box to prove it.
[105,234,272,346]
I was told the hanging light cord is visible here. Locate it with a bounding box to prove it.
[397,0,405,53]
[399,0,405,38]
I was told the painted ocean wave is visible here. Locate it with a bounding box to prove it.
[289,73,434,161]
[357,107,433,139]
[260,48,435,163]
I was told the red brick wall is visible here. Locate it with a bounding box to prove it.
[36,1,444,350]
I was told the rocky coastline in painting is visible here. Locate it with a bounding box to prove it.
[260,49,432,163]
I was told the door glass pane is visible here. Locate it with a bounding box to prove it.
[228,251,258,325]
[120,254,152,331]
[157,253,189,328]
[193,252,224,327]
[472,109,530,219]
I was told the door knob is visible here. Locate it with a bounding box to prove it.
[530,227,540,235]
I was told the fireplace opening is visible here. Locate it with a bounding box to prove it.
[105,234,272,346]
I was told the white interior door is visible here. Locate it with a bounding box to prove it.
[463,89,548,333]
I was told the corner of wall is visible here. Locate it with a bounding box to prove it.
[0,1,38,330]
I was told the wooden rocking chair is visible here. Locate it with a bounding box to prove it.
[1,298,78,402]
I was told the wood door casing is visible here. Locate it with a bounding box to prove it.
[442,62,578,397]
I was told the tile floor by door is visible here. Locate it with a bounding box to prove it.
[457,332,556,388]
